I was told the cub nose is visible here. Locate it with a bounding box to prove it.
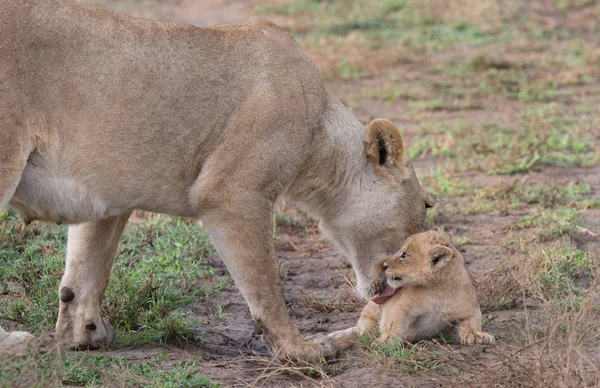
[382,262,389,270]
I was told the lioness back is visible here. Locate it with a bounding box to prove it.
[3,0,327,223]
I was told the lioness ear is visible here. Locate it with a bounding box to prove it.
[364,119,404,168]
[424,192,435,209]
[429,245,453,270]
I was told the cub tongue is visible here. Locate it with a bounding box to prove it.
[371,286,399,305]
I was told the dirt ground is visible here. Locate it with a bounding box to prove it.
[6,1,597,387]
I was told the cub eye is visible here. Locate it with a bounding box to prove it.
[399,252,408,259]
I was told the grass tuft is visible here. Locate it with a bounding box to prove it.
[1,211,227,346]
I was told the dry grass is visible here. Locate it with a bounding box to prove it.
[477,237,596,310]
[406,0,516,30]
[302,291,364,314]
[234,350,338,388]
[447,275,599,387]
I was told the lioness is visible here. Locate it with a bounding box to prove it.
[330,231,494,348]
[0,0,433,362]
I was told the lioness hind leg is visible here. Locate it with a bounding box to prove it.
[55,212,131,349]
[0,126,35,353]
[0,125,30,211]
[456,313,495,345]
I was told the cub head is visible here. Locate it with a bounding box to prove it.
[380,231,456,290]
[319,118,434,299]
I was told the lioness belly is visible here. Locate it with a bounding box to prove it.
[10,158,117,225]
[8,149,196,225]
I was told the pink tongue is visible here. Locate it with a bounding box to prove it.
[371,286,399,305]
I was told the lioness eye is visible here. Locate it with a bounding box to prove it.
[399,252,408,259]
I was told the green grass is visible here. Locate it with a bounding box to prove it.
[259,0,525,52]
[1,210,224,386]
[0,210,227,346]
[408,105,599,175]
[516,207,583,242]
[358,335,444,373]
[0,349,218,387]
[514,182,592,208]
[336,60,370,79]
[424,166,468,196]
[466,181,597,216]
[537,243,594,303]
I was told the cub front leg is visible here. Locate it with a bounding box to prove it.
[55,212,131,349]
[379,309,410,342]
[357,300,382,335]
[202,205,339,363]
[328,299,383,350]
[456,311,495,345]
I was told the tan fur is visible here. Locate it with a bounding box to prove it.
[330,231,494,348]
[0,0,432,362]
[365,119,405,168]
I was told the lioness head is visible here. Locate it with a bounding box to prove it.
[372,231,456,303]
[319,119,434,299]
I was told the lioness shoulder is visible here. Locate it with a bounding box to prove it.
[330,231,494,347]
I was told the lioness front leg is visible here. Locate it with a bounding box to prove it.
[456,312,495,345]
[202,206,339,363]
[55,212,131,349]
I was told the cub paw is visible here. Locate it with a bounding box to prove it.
[460,331,495,345]
[476,332,495,345]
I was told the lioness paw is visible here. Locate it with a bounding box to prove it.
[277,335,341,364]
[56,315,115,350]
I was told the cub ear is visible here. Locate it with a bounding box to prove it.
[364,119,405,168]
[429,245,453,270]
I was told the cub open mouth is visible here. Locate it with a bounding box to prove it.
[371,286,401,305]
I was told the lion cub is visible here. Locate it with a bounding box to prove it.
[330,231,494,348]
